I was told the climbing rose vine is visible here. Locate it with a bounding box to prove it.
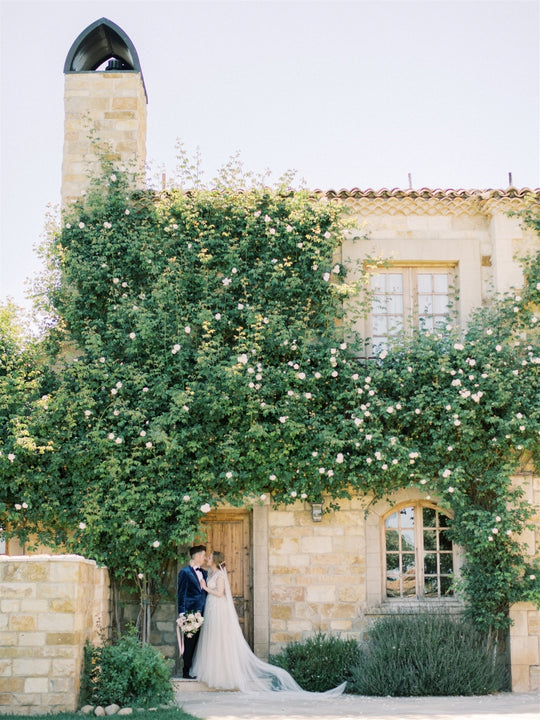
[1,164,539,634]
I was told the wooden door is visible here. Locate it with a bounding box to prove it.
[201,509,252,647]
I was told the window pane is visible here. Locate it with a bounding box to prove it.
[438,513,451,528]
[433,295,449,314]
[387,294,404,314]
[423,507,436,526]
[372,295,387,313]
[402,553,415,574]
[400,506,415,527]
[386,529,399,551]
[440,553,454,574]
[418,316,434,331]
[423,530,437,551]
[433,274,449,293]
[424,577,439,597]
[418,295,433,314]
[440,576,454,596]
[386,554,399,574]
[401,530,415,551]
[371,275,386,293]
[387,274,403,293]
[386,554,400,598]
[424,553,437,574]
[417,274,432,293]
[387,316,404,335]
[372,316,388,335]
[439,531,452,551]
[402,563,416,598]
[385,512,398,528]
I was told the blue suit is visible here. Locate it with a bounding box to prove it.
[177,565,207,678]
[177,564,207,615]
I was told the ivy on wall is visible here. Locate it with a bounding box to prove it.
[0,162,539,634]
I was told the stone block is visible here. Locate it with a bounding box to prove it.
[268,513,294,527]
[0,677,23,692]
[511,636,539,666]
[269,537,299,554]
[20,598,49,613]
[49,676,71,693]
[1,599,20,613]
[52,659,76,677]
[299,536,332,554]
[10,614,36,631]
[50,598,76,613]
[270,586,305,603]
[18,632,46,646]
[0,583,34,598]
[38,612,74,632]
[0,633,17,647]
[270,605,292,620]
[24,677,48,693]
[4,562,47,582]
[105,703,121,714]
[306,586,335,603]
[0,661,9,677]
[12,658,50,676]
[48,562,79,583]
[511,664,531,693]
[39,582,77,599]
[338,586,364,602]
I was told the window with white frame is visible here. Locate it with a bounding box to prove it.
[384,502,455,599]
[369,265,456,354]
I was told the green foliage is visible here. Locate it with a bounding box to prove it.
[0,155,539,636]
[270,632,360,692]
[349,613,507,696]
[81,629,173,708]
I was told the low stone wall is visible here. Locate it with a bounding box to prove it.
[0,555,110,715]
[509,602,540,692]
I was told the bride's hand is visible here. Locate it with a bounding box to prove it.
[200,578,208,590]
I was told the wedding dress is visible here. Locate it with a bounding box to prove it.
[191,568,346,694]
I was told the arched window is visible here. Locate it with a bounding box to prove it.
[384,501,454,599]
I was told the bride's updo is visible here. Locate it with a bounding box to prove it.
[212,550,226,569]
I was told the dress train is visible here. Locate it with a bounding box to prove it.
[191,568,346,695]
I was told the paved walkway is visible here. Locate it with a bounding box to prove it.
[174,688,539,720]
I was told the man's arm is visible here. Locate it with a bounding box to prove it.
[177,569,187,615]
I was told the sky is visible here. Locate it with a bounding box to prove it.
[1,0,539,313]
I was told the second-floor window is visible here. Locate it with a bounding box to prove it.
[369,266,456,353]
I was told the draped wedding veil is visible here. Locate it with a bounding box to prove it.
[192,566,346,695]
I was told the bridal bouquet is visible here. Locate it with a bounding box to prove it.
[177,611,204,638]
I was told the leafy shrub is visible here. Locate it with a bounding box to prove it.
[81,628,173,708]
[270,632,360,692]
[348,613,507,696]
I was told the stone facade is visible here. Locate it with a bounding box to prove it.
[0,555,109,715]
[62,71,147,206]
[509,602,540,692]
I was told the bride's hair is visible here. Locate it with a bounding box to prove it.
[212,550,226,568]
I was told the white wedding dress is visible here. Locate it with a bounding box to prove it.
[191,568,346,694]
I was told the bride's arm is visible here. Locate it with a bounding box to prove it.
[201,573,225,597]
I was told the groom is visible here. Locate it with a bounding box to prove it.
[177,544,208,679]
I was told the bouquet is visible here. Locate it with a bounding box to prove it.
[177,611,204,638]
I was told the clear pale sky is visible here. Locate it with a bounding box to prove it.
[1,0,539,312]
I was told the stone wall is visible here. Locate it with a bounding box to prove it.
[509,603,540,692]
[267,497,369,649]
[0,555,109,715]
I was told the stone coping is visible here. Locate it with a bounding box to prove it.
[0,554,101,564]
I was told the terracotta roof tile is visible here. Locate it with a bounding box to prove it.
[318,187,540,200]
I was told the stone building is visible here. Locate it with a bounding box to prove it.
[1,17,539,713]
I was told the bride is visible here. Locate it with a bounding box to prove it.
[191,550,346,694]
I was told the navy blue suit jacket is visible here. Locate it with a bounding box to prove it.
[177,565,207,615]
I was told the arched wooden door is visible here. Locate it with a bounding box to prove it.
[201,509,252,647]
